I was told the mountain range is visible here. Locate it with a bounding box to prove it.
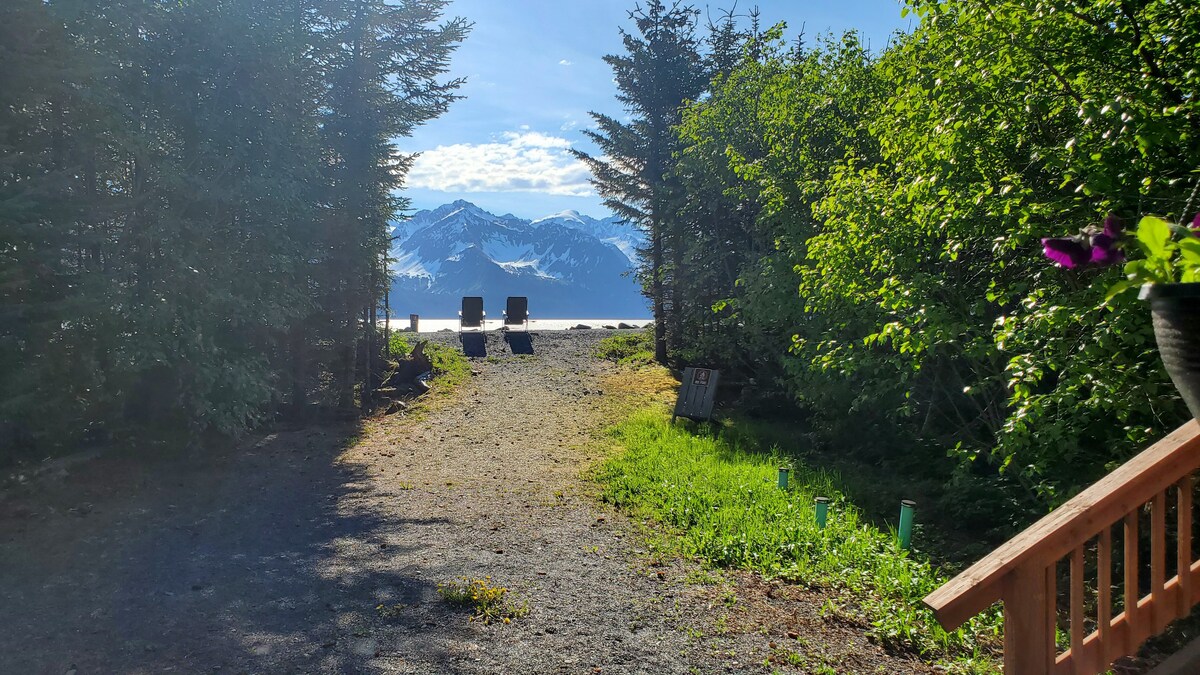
[389,200,648,318]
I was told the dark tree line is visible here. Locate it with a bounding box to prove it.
[1,0,466,455]
[584,0,1199,526]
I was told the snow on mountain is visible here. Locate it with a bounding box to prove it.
[388,200,648,318]
[531,210,643,264]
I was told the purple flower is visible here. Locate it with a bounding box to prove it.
[1089,238,1124,264]
[1043,214,1125,268]
[1191,213,1200,233]
[1042,237,1091,268]
[1089,215,1125,264]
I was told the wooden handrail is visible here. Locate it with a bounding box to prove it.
[924,419,1200,674]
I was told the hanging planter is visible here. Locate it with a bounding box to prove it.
[1142,283,1200,420]
[1044,214,1200,419]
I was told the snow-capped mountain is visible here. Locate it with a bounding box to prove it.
[531,210,642,263]
[389,200,648,318]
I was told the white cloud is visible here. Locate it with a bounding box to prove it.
[406,131,593,197]
[559,59,573,66]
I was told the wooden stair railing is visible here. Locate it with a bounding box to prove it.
[924,420,1200,674]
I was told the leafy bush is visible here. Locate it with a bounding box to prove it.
[388,335,471,393]
[651,2,1197,520]
[595,327,656,366]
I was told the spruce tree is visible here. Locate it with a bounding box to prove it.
[573,0,706,365]
[310,0,467,413]
[1,0,466,459]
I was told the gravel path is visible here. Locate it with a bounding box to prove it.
[0,329,931,674]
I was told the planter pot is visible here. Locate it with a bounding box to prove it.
[1142,283,1200,420]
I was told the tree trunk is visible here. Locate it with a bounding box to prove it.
[288,321,307,415]
[383,282,391,354]
[669,214,685,363]
[336,310,357,414]
[362,302,374,412]
[651,217,668,365]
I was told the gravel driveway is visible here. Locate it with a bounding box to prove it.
[0,329,931,674]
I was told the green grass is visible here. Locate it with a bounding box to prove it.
[595,326,655,366]
[593,410,1002,668]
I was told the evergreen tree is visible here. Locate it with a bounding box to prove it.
[308,0,467,413]
[0,0,94,449]
[0,0,466,459]
[573,0,706,364]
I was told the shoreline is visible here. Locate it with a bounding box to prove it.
[381,317,650,332]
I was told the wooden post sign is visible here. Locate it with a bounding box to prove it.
[672,367,719,422]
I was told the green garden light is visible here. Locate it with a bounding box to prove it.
[815,496,829,530]
[898,500,916,550]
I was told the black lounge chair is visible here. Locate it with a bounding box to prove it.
[503,296,529,331]
[459,296,485,332]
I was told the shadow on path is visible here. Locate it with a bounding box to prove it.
[0,426,468,673]
[460,332,487,357]
[504,331,534,355]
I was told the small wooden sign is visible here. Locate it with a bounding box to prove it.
[673,367,719,422]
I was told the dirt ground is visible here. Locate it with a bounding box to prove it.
[0,329,932,674]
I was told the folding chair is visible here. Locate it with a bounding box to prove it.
[503,296,529,331]
[459,296,485,332]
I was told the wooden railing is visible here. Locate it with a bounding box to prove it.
[924,420,1200,674]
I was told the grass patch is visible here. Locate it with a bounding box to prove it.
[388,334,471,399]
[437,576,529,624]
[595,326,655,366]
[593,410,1002,667]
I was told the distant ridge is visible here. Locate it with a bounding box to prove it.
[389,200,648,318]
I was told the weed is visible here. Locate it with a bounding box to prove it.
[713,613,730,635]
[683,568,722,585]
[718,589,737,607]
[437,576,529,625]
[781,650,804,666]
[374,603,406,618]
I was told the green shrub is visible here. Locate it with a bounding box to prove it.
[596,327,655,366]
[387,335,471,392]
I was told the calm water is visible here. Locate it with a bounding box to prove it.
[382,317,649,333]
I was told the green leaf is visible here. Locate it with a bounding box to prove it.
[1178,237,1200,264]
[1136,216,1172,259]
[1104,280,1136,303]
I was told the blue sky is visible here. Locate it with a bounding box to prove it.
[398,0,912,221]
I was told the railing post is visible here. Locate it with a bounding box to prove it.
[1004,564,1056,674]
